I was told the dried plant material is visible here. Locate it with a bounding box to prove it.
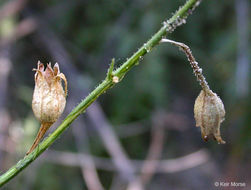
[27,61,67,154]
[161,38,226,144]
[194,90,225,144]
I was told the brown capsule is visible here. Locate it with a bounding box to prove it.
[27,61,67,154]
[194,90,225,144]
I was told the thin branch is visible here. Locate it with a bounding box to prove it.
[235,0,250,98]
[43,149,209,174]
[127,119,165,190]
[117,111,190,138]
[0,147,210,174]
[87,103,140,186]
[73,122,104,190]
[0,18,37,49]
[0,0,202,187]
[0,0,28,22]
[139,121,165,184]
[0,50,12,170]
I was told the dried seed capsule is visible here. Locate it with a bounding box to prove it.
[160,38,226,144]
[194,90,225,144]
[27,61,67,154]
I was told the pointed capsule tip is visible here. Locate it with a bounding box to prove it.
[37,61,44,71]
[54,63,59,70]
[53,63,60,75]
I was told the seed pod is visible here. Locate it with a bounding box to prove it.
[194,90,225,144]
[27,61,67,154]
[160,39,226,144]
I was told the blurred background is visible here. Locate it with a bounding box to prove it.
[0,0,250,189]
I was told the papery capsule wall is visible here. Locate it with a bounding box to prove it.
[32,62,67,123]
[194,90,225,144]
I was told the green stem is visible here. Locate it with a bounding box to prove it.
[0,0,202,187]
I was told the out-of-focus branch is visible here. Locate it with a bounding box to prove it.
[0,2,79,49]
[87,103,142,188]
[235,0,250,98]
[222,0,250,184]
[0,145,210,175]
[73,122,104,190]
[127,113,166,190]
[0,0,31,50]
[43,149,210,173]
[0,0,28,22]
[139,115,166,184]
[0,50,11,108]
[117,112,190,138]
[0,50,12,170]
[0,18,36,48]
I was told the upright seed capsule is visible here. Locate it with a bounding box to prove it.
[194,90,225,144]
[26,61,67,154]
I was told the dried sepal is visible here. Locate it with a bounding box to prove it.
[194,90,225,144]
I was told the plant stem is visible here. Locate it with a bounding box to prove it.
[160,39,212,94]
[0,0,202,187]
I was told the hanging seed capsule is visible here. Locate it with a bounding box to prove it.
[160,38,226,144]
[194,90,225,144]
[26,61,67,154]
